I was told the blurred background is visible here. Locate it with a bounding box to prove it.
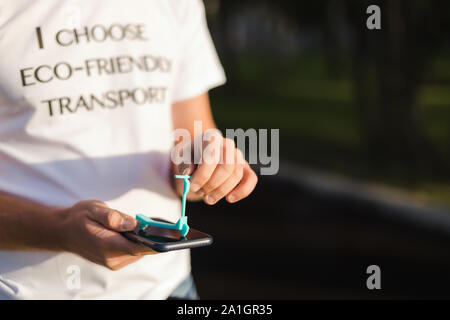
[190,0,450,299]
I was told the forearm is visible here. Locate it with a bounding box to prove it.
[0,191,65,251]
[171,92,216,136]
[172,92,217,201]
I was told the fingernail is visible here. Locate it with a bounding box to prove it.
[205,195,215,204]
[228,194,236,202]
[191,183,200,192]
[122,217,135,230]
[197,189,204,196]
[179,164,190,175]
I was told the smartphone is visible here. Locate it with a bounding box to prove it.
[122,218,213,252]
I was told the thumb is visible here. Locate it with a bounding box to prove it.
[89,207,137,232]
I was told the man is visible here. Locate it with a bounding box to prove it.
[0,0,257,299]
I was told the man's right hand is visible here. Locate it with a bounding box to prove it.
[57,200,156,270]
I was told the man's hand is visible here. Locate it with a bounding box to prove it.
[59,200,156,270]
[173,134,258,205]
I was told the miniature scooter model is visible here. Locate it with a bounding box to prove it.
[135,175,191,237]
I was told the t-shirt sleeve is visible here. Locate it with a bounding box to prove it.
[171,0,226,103]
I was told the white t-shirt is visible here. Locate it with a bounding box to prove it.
[0,0,225,299]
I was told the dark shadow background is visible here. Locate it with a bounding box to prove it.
[190,0,450,299]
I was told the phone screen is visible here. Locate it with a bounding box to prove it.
[139,219,210,243]
[139,225,188,243]
[122,218,213,252]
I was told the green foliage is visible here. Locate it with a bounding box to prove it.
[210,54,450,205]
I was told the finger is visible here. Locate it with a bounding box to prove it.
[201,139,238,194]
[101,232,157,256]
[106,255,143,271]
[85,219,156,261]
[87,205,137,232]
[226,163,258,203]
[173,139,196,175]
[204,162,244,205]
[200,162,235,195]
[98,247,143,271]
[190,137,223,192]
[177,162,196,176]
